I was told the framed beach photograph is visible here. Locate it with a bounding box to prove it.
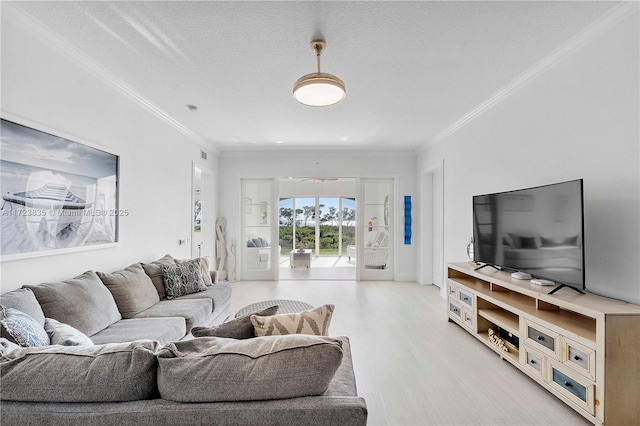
[0,118,120,260]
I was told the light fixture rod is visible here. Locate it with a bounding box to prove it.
[311,40,326,74]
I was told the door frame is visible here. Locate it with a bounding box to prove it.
[421,161,445,298]
[191,161,215,262]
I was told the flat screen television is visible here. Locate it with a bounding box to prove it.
[472,179,584,294]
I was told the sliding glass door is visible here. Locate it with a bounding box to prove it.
[279,196,355,256]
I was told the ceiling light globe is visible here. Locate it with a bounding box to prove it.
[293,73,346,107]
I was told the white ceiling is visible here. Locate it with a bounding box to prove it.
[7,1,620,153]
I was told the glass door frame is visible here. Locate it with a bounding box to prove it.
[241,178,276,281]
[358,177,395,281]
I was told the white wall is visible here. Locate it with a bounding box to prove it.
[1,12,216,293]
[417,10,639,304]
[218,152,417,281]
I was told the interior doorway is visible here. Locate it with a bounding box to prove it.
[421,162,445,298]
[191,163,214,263]
[278,178,356,280]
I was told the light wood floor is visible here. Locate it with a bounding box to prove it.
[231,280,591,426]
[278,255,356,280]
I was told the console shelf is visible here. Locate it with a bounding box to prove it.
[478,308,519,334]
[447,262,640,425]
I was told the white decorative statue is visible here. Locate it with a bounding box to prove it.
[227,239,236,282]
[215,217,228,281]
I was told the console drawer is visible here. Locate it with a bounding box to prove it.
[548,363,595,415]
[522,345,547,381]
[458,289,473,308]
[562,337,595,380]
[524,320,561,360]
[449,301,463,320]
[448,281,458,298]
[462,308,474,330]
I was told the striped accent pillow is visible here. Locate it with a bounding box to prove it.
[250,304,334,337]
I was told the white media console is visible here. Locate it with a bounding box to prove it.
[447,262,640,425]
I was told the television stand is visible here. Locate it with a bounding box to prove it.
[473,263,500,272]
[548,283,586,295]
[447,262,640,425]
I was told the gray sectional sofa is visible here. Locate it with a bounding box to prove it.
[0,254,232,345]
[0,254,368,425]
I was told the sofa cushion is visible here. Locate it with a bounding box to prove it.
[157,335,344,402]
[251,304,334,337]
[97,263,160,318]
[175,257,213,286]
[161,259,207,299]
[173,283,232,311]
[192,305,279,339]
[132,299,212,332]
[0,306,49,347]
[141,254,175,299]
[0,288,46,328]
[24,271,122,337]
[44,318,93,346]
[90,317,186,346]
[0,340,160,402]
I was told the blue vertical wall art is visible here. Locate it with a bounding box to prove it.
[404,195,412,244]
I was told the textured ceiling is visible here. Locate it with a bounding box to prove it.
[5,1,621,153]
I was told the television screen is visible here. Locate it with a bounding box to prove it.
[473,179,584,290]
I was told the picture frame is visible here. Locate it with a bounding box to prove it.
[1,117,120,260]
[245,197,253,214]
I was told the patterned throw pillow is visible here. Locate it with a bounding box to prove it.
[175,257,213,286]
[251,304,334,337]
[0,305,50,347]
[161,259,207,299]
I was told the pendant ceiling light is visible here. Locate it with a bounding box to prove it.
[293,40,345,107]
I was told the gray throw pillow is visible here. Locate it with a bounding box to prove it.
[161,259,207,299]
[44,318,93,346]
[157,335,343,402]
[24,271,122,337]
[0,288,46,328]
[192,305,279,339]
[0,340,159,402]
[97,263,160,318]
[0,305,49,347]
[142,254,176,299]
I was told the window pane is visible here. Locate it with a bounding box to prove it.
[295,198,315,251]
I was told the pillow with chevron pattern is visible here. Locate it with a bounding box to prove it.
[250,304,334,337]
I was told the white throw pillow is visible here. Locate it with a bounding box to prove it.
[44,318,93,346]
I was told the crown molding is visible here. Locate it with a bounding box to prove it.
[3,3,217,155]
[424,2,639,149]
[219,148,416,159]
